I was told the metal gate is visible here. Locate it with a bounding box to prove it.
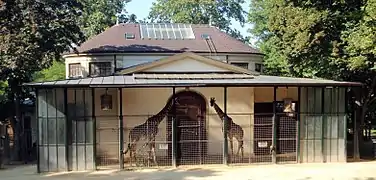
[276,115,297,163]
[167,91,208,166]
[95,116,119,169]
[250,102,298,164]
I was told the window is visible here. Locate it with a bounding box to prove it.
[125,33,135,39]
[230,62,249,69]
[255,63,263,72]
[69,63,82,78]
[201,34,211,39]
[140,23,195,40]
[89,62,112,77]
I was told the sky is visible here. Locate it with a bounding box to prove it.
[125,0,252,39]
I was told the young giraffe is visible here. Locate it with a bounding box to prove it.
[123,97,180,165]
[210,97,244,159]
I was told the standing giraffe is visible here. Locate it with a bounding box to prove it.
[210,97,244,159]
[123,97,180,165]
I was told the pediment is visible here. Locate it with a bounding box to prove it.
[118,52,257,75]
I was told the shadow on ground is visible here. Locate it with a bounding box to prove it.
[42,167,220,180]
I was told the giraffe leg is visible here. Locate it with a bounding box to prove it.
[229,138,234,161]
[236,140,244,158]
[130,144,137,166]
[150,142,158,166]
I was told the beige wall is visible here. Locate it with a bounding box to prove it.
[144,58,230,72]
[65,56,115,78]
[93,88,119,162]
[254,87,298,102]
[95,87,255,161]
[93,87,300,162]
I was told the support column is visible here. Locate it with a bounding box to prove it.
[172,87,177,167]
[321,87,326,163]
[91,88,96,170]
[63,88,69,171]
[344,88,348,159]
[223,87,228,165]
[272,86,277,164]
[119,88,124,169]
[36,89,40,173]
[296,87,301,163]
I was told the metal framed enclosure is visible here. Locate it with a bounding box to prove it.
[35,85,349,172]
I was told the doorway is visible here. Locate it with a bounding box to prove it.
[167,91,207,165]
[253,102,298,163]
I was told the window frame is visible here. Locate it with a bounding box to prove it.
[255,63,263,72]
[230,62,249,69]
[68,63,82,78]
[89,62,112,77]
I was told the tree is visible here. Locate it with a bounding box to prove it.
[78,0,136,39]
[148,0,248,41]
[248,0,375,159]
[33,60,66,82]
[0,0,85,161]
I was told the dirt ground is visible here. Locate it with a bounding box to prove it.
[1,161,376,180]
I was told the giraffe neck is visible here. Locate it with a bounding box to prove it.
[149,99,174,124]
[213,103,226,121]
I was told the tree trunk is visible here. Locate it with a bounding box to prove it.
[8,92,24,162]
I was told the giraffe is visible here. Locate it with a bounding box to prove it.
[123,96,181,165]
[209,97,244,159]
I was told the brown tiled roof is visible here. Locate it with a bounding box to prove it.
[69,23,261,55]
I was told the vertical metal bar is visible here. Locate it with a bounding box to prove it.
[46,89,50,172]
[344,88,348,161]
[55,89,58,171]
[337,87,340,162]
[223,87,228,165]
[83,90,87,169]
[296,87,301,163]
[312,88,316,162]
[91,88,96,170]
[321,87,326,163]
[272,86,277,164]
[64,88,69,171]
[305,88,308,162]
[113,55,117,71]
[36,89,40,173]
[172,87,177,167]
[119,88,124,169]
[74,89,78,170]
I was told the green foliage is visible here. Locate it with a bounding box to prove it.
[33,61,66,82]
[248,0,376,154]
[0,0,84,86]
[1,0,85,160]
[78,0,136,39]
[148,0,248,41]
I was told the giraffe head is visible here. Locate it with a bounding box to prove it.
[209,97,216,107]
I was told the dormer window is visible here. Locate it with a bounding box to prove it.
[68,63,82,78]
[255,63,263,72]
[125,33,135,40]
[89,62,112,77]
[201,34,211,39]
[230,62,249,69]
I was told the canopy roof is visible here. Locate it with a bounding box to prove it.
[25,73,361,88]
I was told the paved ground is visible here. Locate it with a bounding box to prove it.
[1,162,376,180]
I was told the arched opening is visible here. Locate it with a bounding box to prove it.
[167,90,207,165]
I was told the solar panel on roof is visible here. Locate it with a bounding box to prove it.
[139,23,195,40]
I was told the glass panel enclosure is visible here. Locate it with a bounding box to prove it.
[37,88,94,172]
[300,87,346,163]
[67,88,94,171]
[37,88,66,172]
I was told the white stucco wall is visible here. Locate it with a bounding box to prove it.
[63,53,264,78]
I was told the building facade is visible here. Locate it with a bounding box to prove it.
[26,23,360,172]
